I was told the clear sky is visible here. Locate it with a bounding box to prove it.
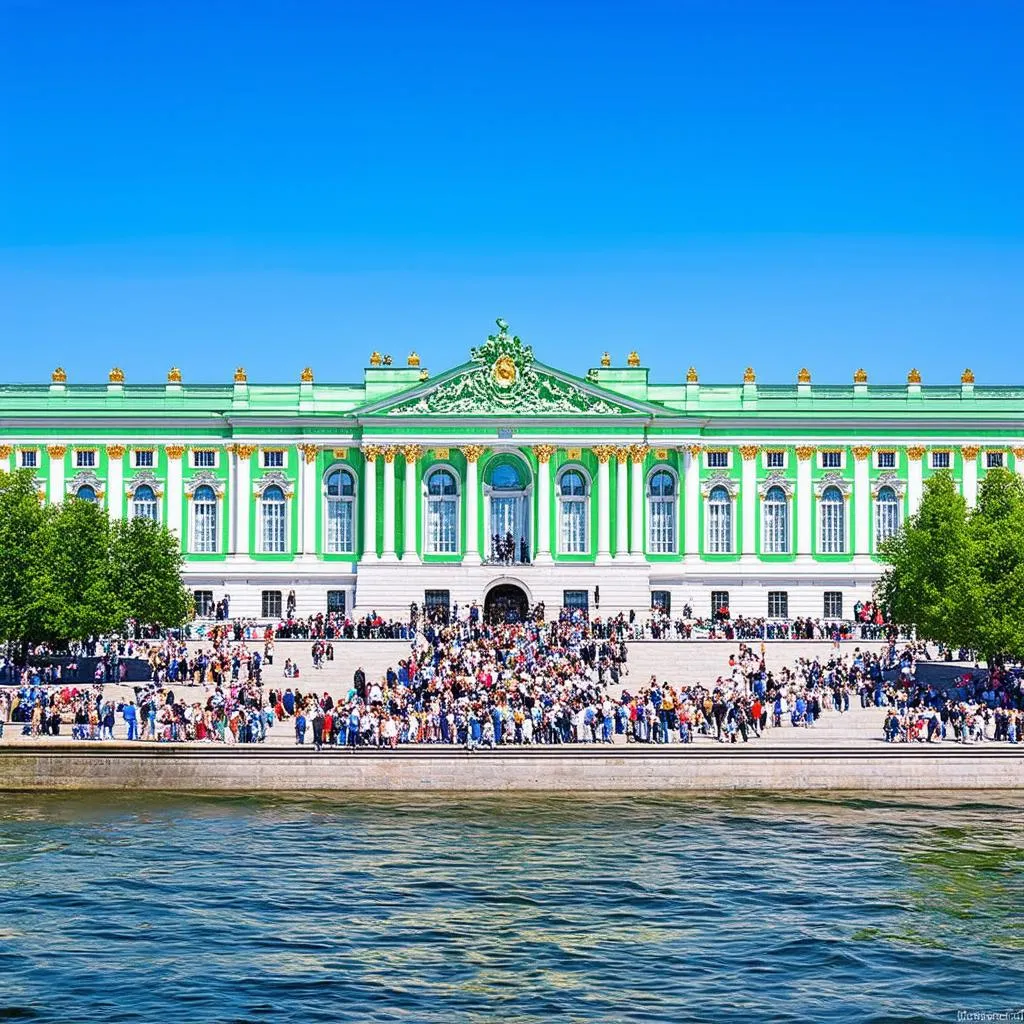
[2,0,1022,385]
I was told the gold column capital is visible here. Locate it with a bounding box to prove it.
[382,446,398,463]
[905,446,926,460]
[532,444,556,464]
[615,446,630,464]
[739,445,760,460]
[362,445,383,463]
[685,444,702,458]
[298,443,320,464]
[0,445,11,459]
[795,446,815,461]
[46,445,66,459]
[235,444,256,459]
[852,446,871,460]
[961,445,980,460]
[592,444,617,464]
[1012,447,1024,459]
[164,445,184,460]
[401,444,423,463]
[461,444,487,463]
[629,444,650,464]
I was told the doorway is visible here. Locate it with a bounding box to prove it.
[484,584,530,624]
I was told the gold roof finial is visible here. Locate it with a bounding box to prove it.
[743,366,756,384]
[907,368,922,384]
[108,367,125,384]
[797,367,811,384]
[369,351,383,367]
[234,367,248,384]
[600,352,611,367]
[853,368,868,384]
[300,366,314,383]
[686,366,698,383]
[167,367,182,384]
[627,351,641,367]
[51,367,67,384]
[961,368,975,384]
[407,352,420,367]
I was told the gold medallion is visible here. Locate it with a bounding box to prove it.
[493,355,517,388]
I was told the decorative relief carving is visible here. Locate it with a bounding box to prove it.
[961,446,980,460]
[795,446,815,460]
[531,444,556,464]
[814,472,852,498]
[106,445,126,459]
[629,444,650,464]
[461,445,487,463]
[905,446,926,460]
[164,445,185,460]
[700,472,739,498]
[185,470,225,497]
[0,446,12,459]
[401,445,423,463]
[872,472,906,498]
[852,446,871,460]
[432,448,450,459]
[566,448,582,460]
[66,470,103,496]
[739,445,760,460]
[592,445,617,464]
[298,443,320,464]
[46,446,66,459]
[251,470,294,498]
[758,473,794,498]
[234,445,257,459]
[382,446,398,463]
[654,448,669,461]
[125,470,163,497]
[686,445,702,458]
[1012,447,1024,460]
[615,447,630,464]
[362,445,384,462]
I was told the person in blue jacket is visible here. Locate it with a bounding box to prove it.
[122,701,138,741]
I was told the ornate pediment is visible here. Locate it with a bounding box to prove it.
[125,470,163,497]
[374,319,642,417]
[66,470,103,496]
[252,470,294,498]
[872,471,906,498]
[184,470,225,498]
[758,472,794,498]
[815,472,852,498]
[701,472,740,498]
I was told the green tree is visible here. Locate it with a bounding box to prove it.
[0,470,50,657]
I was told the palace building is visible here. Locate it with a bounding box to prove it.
[1,320,1018,623]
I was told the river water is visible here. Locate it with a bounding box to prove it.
[0,792,1022,1023]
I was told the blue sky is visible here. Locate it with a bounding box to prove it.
[2,0,1022,385]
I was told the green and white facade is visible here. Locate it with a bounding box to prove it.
[2,320,1019,621]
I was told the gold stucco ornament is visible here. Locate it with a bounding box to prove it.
[493,354,517,388]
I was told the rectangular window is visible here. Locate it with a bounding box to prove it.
[765,450,785,468]
[193,449,216,468]
[651,590,671,615]
[193,590,214,618]
[327,590,346,614]
[563,590,589,612]
[823,591,843,619]
[20,450,37,469]
[706,450,729,469]
[767,591,788,619]
[263,450,284,468]
[711,590,730,619]
[820,450,842,469]
[424,589,451,623]
[134,449,154,468]
[876,451,896,469]
[931,451,950,470]
[986,451,1004,469]
[75,450,96,468]
[262,590,283,619]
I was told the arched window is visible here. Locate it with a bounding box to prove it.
[132,484,158,522]
[75,485,97,503]
[490,462,523,490]
[325,468,355,554]
[425,469,459,554]
[762,485,789,554]
[193,485,217,553]
[647,470,676,554]
[707,485,732,553]
[558,469,588,554]
[820,485,845,554]
[875,485,901,547]
[261,485,287,553]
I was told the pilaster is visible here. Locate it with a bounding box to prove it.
[233,445,255,556]
[961,446,979,508]
[46,446,66,505]
[592,445,616,564]
[795,446,814,560]
[739,445,758,561]
[683,445,700,560]
[532,445,555,564]
[906,446,925,516]
[360,446,380,562]
[105,445,125,520]
[381,447,398,561]
[165,445,185,543]
[298,443,319,557]
[614,447,629,558]
[402,446,422,562]
[852,446,871,559]
[629,444,648,558]
[462,445,487,565]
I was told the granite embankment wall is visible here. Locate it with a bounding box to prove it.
[1,746,1021,791]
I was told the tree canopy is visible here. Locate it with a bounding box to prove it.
[877,467,1024,663]
[0,469,191,653]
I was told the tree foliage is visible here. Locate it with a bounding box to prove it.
[0,469,191,651]
[877,468,1024,662]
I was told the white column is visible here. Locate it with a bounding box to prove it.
[47,446,66,505]
[463,446,483,564]
[402,446,420,562]
[630,448,645,556]
[106,445,125,520]
[740,446,757,558]
[796,447,813,558]
[1015,447,1024,478]
[962,447,979,508]
[381,448,397,560]
[907,447,924,515]
[300,445,317,556]
[683,446,700,558]
[853,447,870,556]
[165,445,184,543]
[595,447,613,563]
[361,448,378,561]
[234,446,252,555]
[533,446,553,563]
[226,446,237,553]
[615,450,629,557]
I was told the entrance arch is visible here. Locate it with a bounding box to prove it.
[484,583,530,624]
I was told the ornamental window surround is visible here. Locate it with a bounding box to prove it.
[819,485,846,554]
[706,485,733,554]
[132,484,159,522]
[762,484,790,554]
[192,485,218,553]
[646,468,677,554]
[324,466,357,555]
[260,485,287,553]
[424,466,460,555]
[557,466,590,555]
[875,485,901,548]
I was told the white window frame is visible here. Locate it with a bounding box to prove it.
[192,448,218,469]
[134,449,155,468]
[705,450,731,470]
[767,591,789,619]
[259,484,288,554]
[131,484,159,522]
[761,484,790,554]
[324,465,357,555]
[931,450,951,470]
[557,465,590,555]
[875,450,897,470]
[874,485,901,549]
[19,449,38,469]
[75,449,97,469]
[190,485,220,554]
[764,450,787,470]
[262,449,286,469]
[646,467,678,554]
[819,449,844,470]
[706,485,734,554]
[986,450,1005,469]
[424,465,461,556]
[824,591,844,619]
[818,485,847,554]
